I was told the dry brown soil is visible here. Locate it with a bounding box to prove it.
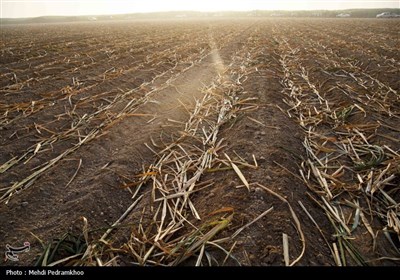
[0,18,399,266]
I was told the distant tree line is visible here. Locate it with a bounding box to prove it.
[2,9,400,24]
[253,8,400,18]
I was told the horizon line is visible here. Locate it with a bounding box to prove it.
[2,7,399,19]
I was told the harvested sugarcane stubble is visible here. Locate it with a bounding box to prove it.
[278,32,399,265]
[2,19,398,267]
[0,40,217,203]
[75,52,264,266]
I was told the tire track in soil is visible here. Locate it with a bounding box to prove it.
[0,28,251,266]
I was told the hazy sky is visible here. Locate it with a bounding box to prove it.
[1,0,399,18]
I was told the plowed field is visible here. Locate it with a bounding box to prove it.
[1,18,399,266]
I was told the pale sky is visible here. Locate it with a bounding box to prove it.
[1,0,399,18]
